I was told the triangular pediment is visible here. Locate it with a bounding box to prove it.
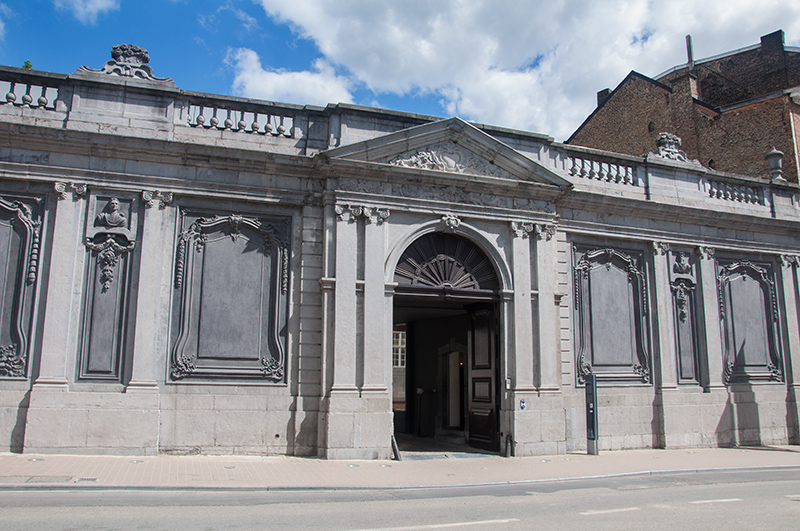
[323,117,570,188]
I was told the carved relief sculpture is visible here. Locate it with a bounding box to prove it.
[573,246,651,384]
[716,258,783,383]
[77,44,174,84]
[78,197,138,381]
[171,211,291,381]
[0,197,42,378]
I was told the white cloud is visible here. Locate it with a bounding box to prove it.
[227,48,353,106]
[54,0,119,25]
[200,2,259,34]
[252,0,800,140]
[0,3,12,40]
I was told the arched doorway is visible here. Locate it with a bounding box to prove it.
[391,232,501,452]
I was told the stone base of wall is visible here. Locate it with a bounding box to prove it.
[24,384,160,455]
[509,384,798,457]
[0,387,30,452]
[320,392,393,460]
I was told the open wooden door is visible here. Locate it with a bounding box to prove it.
[467,305,499,451]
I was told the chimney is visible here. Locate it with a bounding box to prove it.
[760,30,785,53]
[686,35,694,70]
[597,88,612,107]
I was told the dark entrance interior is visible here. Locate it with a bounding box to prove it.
[392,297,500,453]
[391,232,502,453]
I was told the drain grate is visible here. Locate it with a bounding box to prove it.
[76,478,98,483]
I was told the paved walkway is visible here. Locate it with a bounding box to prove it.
[1,445,799,490]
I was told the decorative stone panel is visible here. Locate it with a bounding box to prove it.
[170,209,291,381]
[79,196,138,381]
[0,196,42,379]
[669,250,702,383]
[716,257,783,383]
[573,245,651,384]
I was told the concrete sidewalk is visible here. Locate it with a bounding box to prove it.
[1,445,799,491]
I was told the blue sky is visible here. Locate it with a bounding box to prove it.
[1,1,799,141]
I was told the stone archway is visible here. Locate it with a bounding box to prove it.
[391,232,502,452]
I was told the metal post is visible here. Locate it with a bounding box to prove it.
[586,373,599,455]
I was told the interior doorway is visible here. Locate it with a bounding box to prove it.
[392,297,500,453]
[390,231,503,454]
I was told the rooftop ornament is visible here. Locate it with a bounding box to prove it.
[765,147,786,183]
[76,44,174,84]
[652,133,689,162]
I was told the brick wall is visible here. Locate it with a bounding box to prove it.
[569,31,800,182]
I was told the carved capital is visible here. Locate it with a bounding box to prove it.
[652,241,670,255]
[780,255,799,268]
[142,190,173,209]
[54,182,87,200]
[510,221,534,238]
[334,204,389,224]
[696,246,715,260]
[534,223,556,241]
[441,214,461,233]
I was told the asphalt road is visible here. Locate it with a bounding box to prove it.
[0,468,798,530]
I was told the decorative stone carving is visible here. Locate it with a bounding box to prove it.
[573,246,651,384]
[54,182,87,200]
[84,235,136,293]
[95,197,127,228]
[671,279,695,322]
[0,344,23,378]
[171,211,291,381]
[653,241,670,255]
[334,204,390,224]
[673,252,692,274]
[0,196,44,379]
[388,143,506,178]
[441,214,461,233]
[697,246,715,260]
[394,232,499,291]
[650,133,690,162]
[388,182,552,212]
[779,255,799,268]
[77,44,174,84]
[534,223,556,241]
[510,221,534,238]
[716,258,783,383]
[142,190,173,209]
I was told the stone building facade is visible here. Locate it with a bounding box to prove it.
[0,46,799,458]
[568,30,800,184]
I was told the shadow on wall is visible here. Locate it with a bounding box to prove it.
[716,384,762,447]
[287,396,319,457]
[10,390,30,453]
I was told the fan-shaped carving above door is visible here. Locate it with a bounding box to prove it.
[394,233,499,292]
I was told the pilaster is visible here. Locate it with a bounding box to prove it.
[362,207,390,392]
[509,221,534,391]
[534,223,560,391]
[697,246,724,388]
[34,182,86,388]
[653,242,678,388]
[127,191,173,391]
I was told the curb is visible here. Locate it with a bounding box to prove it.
[1,464,798,492]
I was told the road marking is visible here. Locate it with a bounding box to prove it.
[689,498,742,504]
[580,507,641,515]
[345,519,520,531]
[784,494,800,499]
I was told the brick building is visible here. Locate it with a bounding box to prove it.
[568,30,800,183]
